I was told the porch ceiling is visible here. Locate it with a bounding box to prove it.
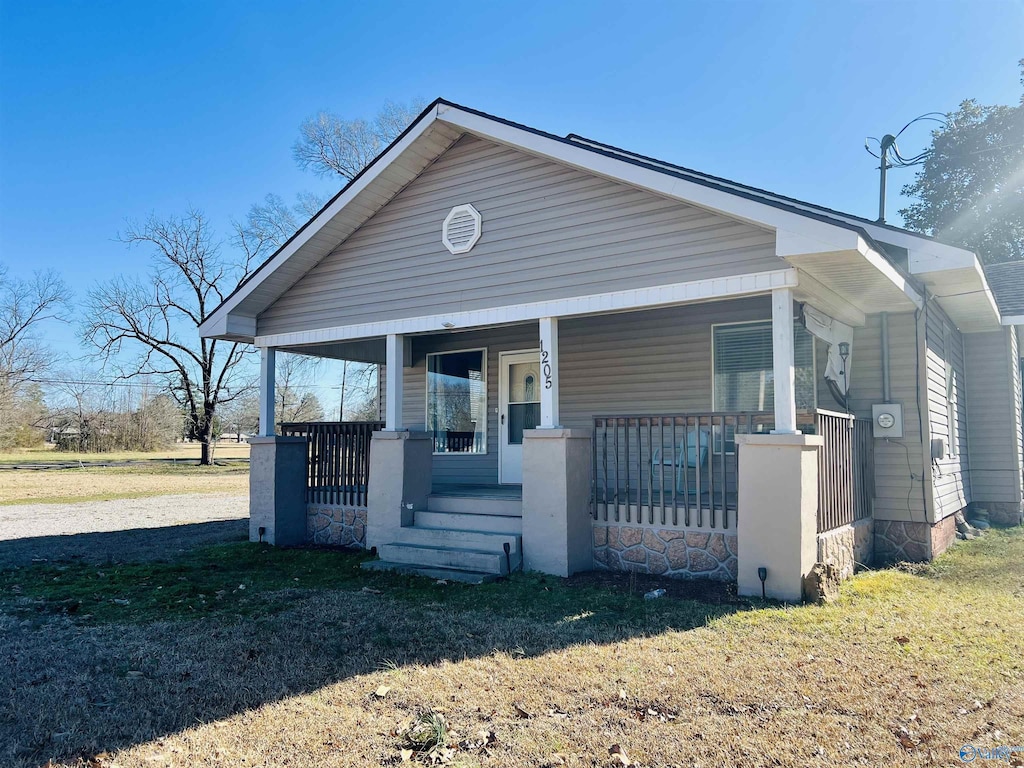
[788,249,920,326]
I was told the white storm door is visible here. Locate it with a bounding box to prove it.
[498,350,541,484]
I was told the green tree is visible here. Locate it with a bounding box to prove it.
[900,61,1024,264]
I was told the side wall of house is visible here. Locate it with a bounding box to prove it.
[924,301,971,522]
[964,326,1024,525]
[383,296,776,485]
[844,313,928,523]
[257,135,782,336]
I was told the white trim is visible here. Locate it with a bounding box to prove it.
[538,317,559,428]
[258,347,276,436]
[385,334,405,430]
[1002,315,1024,326]
[426,347,488,456]
[197,104,442,338]
[255,268,799,348]
[771,287,798,434]
[441,204,482,254]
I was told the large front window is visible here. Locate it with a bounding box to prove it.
[713,321,815,412]
[426,349,487,454]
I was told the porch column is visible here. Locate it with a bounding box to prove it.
[771,287,799,434]
[539,317,560,428]
[250,347,305,546]
[258,347,276,437]
[385,333,404,431]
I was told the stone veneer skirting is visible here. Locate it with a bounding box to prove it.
[306,505,367,547]
[593,524,737,581]
[817,517,873,580]
[971,501,1024,528]
[874,515,958,565]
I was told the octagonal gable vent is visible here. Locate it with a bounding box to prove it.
[442,204,482,254]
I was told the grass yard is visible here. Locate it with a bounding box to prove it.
[1,529,1022,767]
[0,462,249,505]
[0,441,251,465]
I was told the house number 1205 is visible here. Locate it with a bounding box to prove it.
[540,345,553,389]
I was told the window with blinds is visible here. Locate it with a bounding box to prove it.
[712,321,815,413]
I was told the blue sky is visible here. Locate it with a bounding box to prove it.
[1,0,1022,366]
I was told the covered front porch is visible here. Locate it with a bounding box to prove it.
[250,277,883,599]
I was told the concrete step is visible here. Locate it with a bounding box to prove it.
[360,560,498,584]
[392,525,522,554]
[426,494,523,516]
[379,542,519,575]
[414,510,523,535]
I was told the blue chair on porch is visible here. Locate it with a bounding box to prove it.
[651,428,711,496]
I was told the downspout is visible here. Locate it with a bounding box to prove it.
[881,312,891,402]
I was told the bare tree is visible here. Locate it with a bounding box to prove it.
[0,265,69,390]
[292,99,426,180]
[0,265,70,447]
[82,210,256,464]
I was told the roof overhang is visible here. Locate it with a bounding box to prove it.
[904,241,1000,332]
[200,99,996,344]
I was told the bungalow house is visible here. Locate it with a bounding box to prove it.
[200,100,1022,601]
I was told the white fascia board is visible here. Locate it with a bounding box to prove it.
[437,105,858,254]
[198,104,443,339]
[856,236,924,308]
[1001,315,1024,327]
[254,268,798,348]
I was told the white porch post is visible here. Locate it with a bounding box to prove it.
[258,347,276,436]
[771,287,799,434]
[539,316,560,428]
[385,333,405,431]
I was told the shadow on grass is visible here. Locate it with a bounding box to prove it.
[0,520,248,570]
[0,534,750,767]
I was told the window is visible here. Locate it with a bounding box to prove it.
[712,321,815,412]
[426,349,486,454]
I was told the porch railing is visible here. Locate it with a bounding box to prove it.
[279,421,384,506]
[815,410,874,532]
[591,412,782,530]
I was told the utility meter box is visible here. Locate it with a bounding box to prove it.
[872,403,904,439]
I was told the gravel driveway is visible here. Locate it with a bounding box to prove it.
[0,494,248,568]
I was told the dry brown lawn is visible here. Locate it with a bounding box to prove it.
[0,441,251,465]
[0,464,249,505]
[1,530,1022,768]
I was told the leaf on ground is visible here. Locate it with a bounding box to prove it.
[361,587,382,595]
[609,743,635,766]
[894,635,910,645]
[400,748,414,762]
[513,702,532,719]
[374,685,391,698]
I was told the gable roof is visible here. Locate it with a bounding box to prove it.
[199,98,996,341]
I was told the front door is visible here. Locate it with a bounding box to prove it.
[499,350,541,484]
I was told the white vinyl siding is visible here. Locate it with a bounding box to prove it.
[926,303,970,520]
[257,135,780,336]
[965,327,1023,504]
